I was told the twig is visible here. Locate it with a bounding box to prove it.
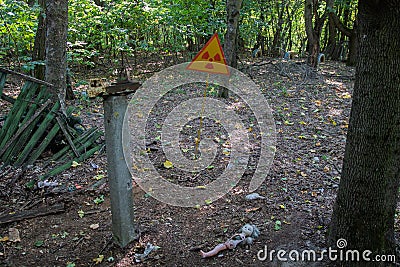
[0,203,65,225]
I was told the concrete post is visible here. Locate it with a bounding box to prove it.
[103,95,136,247]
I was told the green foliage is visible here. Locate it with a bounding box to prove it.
[1,0,358,69]
[0,0,39,64]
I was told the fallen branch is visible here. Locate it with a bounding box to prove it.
[0,203,65,225]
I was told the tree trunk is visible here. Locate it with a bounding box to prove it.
[271,0,285,57]
[219,0,243,98]
[32,0,46,81]
[329,1,400,262]
[346,21,358,66]
[329,6,358,66]
[324,0,340,61]
[45,0,68,114]
[304,0,326,68]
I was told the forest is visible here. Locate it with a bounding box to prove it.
[0,0,399,266]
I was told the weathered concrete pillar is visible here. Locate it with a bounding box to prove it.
[103,94,136,247]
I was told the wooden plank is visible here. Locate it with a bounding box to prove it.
[0,94,15,104]
[1,87,50,162]
[55,116,80,157]
[0,67,53,87]
[0,81,38,148]
[26,107,74,166]
[57,129,102,162]
[0,203,65,225]
[106,81,141,95]
[41,144,103,179]
[0,99,51,158]
[14,101,60,166]
[50,127,97,162]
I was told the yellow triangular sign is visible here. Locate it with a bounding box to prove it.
[186,33,230,75]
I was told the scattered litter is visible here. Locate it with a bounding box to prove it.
[37,180,58,189]
[200,224,260,258]
[89,223,99,230]
[134,242,160,262]
[245,193,266,200]
[90,162,99,169]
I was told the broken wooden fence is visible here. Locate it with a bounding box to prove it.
[0,67,103,179]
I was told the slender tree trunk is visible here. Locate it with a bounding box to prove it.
[223,0,243,68]
[346,21,358,66]
[329,1,400,263]
[329,5,358,66]
[45,0,68,114]
[220,0,243,98]
[271,0,284,57]
[304,0,326,68]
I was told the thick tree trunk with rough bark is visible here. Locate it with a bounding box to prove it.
[219,0,242,98]
[32,0,46,81]
[45,0,68,114]
[329,1,400,263]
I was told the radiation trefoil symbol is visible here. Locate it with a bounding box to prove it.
[186,33,230,75]
[201,51,221,69]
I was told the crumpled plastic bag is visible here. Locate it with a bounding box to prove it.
[134,242,160,262]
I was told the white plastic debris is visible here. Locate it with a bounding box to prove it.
[37,180,59,189]
[245,193,266,200]
[134,242,160,262]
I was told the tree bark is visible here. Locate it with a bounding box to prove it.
[223,0,243,68]
[270,0,285,57]
[329,0,400,263]
[220,0,243,98]
[329,9,358,66]
[32,0,46,81]
[304,0,327,68]
[45,0,68,114]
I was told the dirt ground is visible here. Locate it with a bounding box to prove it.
[1,57,396,267]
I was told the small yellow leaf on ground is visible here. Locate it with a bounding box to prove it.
[93,255,104,264]
[340,92,352,99]
[78,209,85,218]
[323,166,330,173]
[245,207,261,212]
[163,160,173,169]
[0,236,9,242]
[71,161,81,167]
[279,204,285,209]
[314,100,322,106]
[93,174,104,180]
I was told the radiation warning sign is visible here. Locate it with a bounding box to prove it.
[186,33,230,75]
